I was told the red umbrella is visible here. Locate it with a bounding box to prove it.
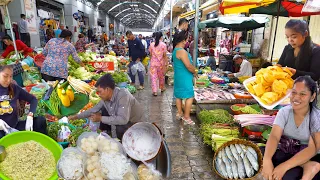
[249,1,320,17]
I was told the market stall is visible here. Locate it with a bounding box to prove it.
[196,64,294,179]
[0,46,171,179]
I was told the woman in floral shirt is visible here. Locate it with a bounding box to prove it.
[149,32,168,96]
[41,30,86,81]
[75,33,95,53]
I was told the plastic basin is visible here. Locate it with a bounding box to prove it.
[0,131,62,180]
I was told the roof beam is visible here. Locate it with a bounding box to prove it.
[107,1,158,14]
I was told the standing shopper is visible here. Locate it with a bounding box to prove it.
[0,65,47,139]
[149,32,168,96]
[46,25,54,42]
[41,30,86,81]
[126,30,145,90]
[277,19,320,81]
[172,30,196,125]
[18,14,30,47]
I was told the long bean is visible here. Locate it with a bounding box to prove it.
[49,90,61,116]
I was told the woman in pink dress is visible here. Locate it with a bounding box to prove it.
[149,32,168,96]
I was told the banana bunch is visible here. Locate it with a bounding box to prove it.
[246,66,294,105]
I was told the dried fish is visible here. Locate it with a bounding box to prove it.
[231,160,239,179]
[225,146,235,162]
[237,159,246,179]
[246,151,259,171]
[243,155,255,177]
[224,157,234,179]
[247,146,258,160]
[235,144,242,154]
[230,145,239,161]
[221,148,229,164]
[215,157,227,178]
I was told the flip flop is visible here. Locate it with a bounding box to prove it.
[176,113,183,120]
[182,117,195,125]
[153,93,157,96]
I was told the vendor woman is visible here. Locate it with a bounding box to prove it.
[41,30,86,81]
[278,19,320,81]
[0,35,34,58]
[68,74,143,139]
[262,76,320,180]
[0,65,47,138]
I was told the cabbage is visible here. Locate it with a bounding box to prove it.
[72,67,93,80]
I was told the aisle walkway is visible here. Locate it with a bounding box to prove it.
[133,79,222,180]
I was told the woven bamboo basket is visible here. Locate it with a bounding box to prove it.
[213,139,263,180]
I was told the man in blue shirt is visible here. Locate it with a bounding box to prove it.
[54,25,64,38]
[126,30,145,90]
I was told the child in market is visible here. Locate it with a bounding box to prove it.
[142,54,150,75]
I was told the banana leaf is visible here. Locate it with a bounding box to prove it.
[45,93,89,117]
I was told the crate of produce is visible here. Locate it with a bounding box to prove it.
[213,139,263,180]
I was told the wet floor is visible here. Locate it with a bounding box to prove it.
[133,78,222,180]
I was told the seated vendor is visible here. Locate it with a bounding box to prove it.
[261,76,320,180]
[205,49,216,71]
[228,55,252,78]
[68,74,143,139]
[0,65,47,138]
[0,35,34,59]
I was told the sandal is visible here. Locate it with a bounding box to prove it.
[182,117,195,125]
[138,86,144,90]
[161,88,166,92]
[153,93,157,96]
[176,113,183,120]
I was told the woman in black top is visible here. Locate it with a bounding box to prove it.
[278,19,320,81]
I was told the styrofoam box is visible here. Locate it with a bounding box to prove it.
[243,76,292,110]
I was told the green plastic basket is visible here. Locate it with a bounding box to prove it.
[0,131,62,180]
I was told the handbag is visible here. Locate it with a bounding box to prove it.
[278,135,308,154]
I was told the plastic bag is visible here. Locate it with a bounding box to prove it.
[131,63,138,76]
[58,147,86,180]
[29,83,49,99]
[96,132,125,155]
[100,152,131,180]
[136,61,146,72]
[84,153,106,179]
[123,160,139,180]
[137,164,162,180]
[76,132,99,155]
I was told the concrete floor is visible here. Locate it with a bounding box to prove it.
[132,78,222,180]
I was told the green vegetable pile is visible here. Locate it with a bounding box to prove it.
[127,85,136,94]
[87,64,95,72]
[70,119,87,127]
[68,55,80,70]
[43,89,61,117]
[69,67,93,80]
[198,109,234,124]
[35,100,46,117]
[200,124,239,148]
[92,72,107,81]
[47,122,62,141]
[112,72,128,84]
[68,127,90,147]
[232,104,262,114]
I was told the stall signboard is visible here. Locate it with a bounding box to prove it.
[88,61,115,72]
[24,0,37,34]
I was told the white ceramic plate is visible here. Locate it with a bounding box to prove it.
[243,76,291,110]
